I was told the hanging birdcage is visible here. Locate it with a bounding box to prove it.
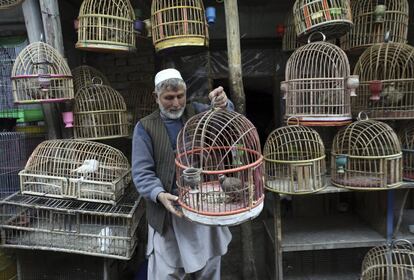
[263,121,326,195]
[293,0,352,41]
[176,109,264,226]
[151,0,209,52]
[0,0,23,9]
[11,42,74,104]
[352,43,414,120]
[72,65,110,93]
[282,34,357,126]
[74,84,129,140]
[331,113,402,190]
[361,240,414,280]
[341,0,409,52]
[283,12,303,52]
[400,125,414,181]
[19,139,131,204]
[0,188,143,260]
[76,0,136,53]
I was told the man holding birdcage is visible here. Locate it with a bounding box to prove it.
[132,68,234,280]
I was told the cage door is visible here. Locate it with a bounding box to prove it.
[291,163,316,193]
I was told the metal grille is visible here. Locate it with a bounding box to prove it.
[0,188,143,260]
[400,124,414,181]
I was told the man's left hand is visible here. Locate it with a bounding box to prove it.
[208,86,228,109]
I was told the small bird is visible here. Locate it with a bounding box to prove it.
[218,174,246,204]
[380,82,405,105]
[72,159,100,177]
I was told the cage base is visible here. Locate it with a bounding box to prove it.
[181,200,263,226]
[297,20,352,42]
[14,98,72,104]
[287,117,352,127]
[366,111,414,120]
[332,176,402,190]
[75,42,136,53]
[265,178,326,195]
[404,172,414,182]
[154,37,208,52]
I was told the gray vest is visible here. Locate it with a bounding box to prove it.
[140,104,196,234]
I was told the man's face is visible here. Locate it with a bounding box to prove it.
[156,88,186,119]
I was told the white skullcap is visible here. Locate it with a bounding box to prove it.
[154,68,183,87]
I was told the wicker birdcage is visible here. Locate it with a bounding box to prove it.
[341,0,409,52]
[400,125,414,181]
[151,0,209,52]
[0,0,23,9]
[176,109,264,226]
[361,240,414,280]
[282,36,357,126]
[293,0,352,41]
[331,113,402,190]
[19,139,131,204]
[352,43,414,120]
[72,65,110,93]
[263,122,326,195]
[74,84,129,140]
[76,0,136,53]
[0,188,144,260]
[283,12,303,52]
[11,42,74,104]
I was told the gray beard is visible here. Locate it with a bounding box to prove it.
[160,106,185,119]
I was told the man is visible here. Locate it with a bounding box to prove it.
[132,68,233,280]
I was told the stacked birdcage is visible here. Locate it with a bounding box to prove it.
[352,43,414,120]
[11,42,74,104]
[282,34,358,126]
[341,0,409,52]
[0,188,144,260]
[122,82,157,127]
[74,84,129,140]
[264,122,326,194]
[176,109,264,226]
[293,0,353,41]
[361,240,414,280]
[19,139,131,205]
[76,0,136,53]
[400,125,414,181]
[0,0,23,9]
[331,113,402,190]
[151,0,209,52]
[71,65,110,93]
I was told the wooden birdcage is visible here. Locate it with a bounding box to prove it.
[283,12,303,52]
[72,65,110,93]
[282,36,357,126]
[151,0,209,52]
[352,43,414,120]
[19,139,131,204]
[176,109,264,226]
[293,0,352,41]
[341,0,409,52]
[263,121,326,194]
[76,0,136,53]
[11,42,74,104]
[400,125,414,181]
[74,84,129,140]
[361,240,414,280]
[331,113,402,190]
[0,0,23,9]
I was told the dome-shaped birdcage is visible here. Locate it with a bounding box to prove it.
[282,36,357,126]
[175,109,264,226]
[19,139,131,204]
[352,43,414,120]
[151,0,209,52]
[293,0,352,41]
[76,0,136,53]
[11,42,74,104]
[283,12,303,52]
[340,0,409,52]
[264,121,326,195]
[74,84,129,140]
[0,0,23,9]
[72,65,110,93]
[361,240,414,280]
[400,125,414,181]
[331,113,402,190]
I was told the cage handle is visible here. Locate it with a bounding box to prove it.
[307,32,326,44]
[92,77,103,85]
[390,239,414,250]
[287,116,300,126]
[357,111,369,121]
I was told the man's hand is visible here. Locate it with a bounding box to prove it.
[157,192,183,218]
[208,86,228,108]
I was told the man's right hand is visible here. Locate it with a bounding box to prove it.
[157,192,183,218]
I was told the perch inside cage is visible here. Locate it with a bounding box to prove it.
[293,0,352,41]
[264,121,326,195]
[175,109,264,226]
[283,35,356,126]
[0,0,23,9]
[19,139,131,204]
[331,112,402,190]
[72,65,110,93]
[76,0,136,53]
[400,125,414,181]
[361,239,414,280]
[74,84,129,140]
[11,42,74,104]
[340,0,409,52]
[352,43,414,120]
[151,0,209,52]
